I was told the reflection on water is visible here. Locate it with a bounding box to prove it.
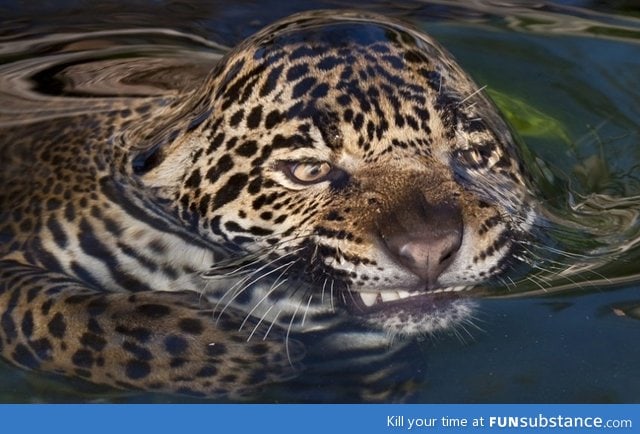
[1,0,640,402]
[0,28,224,125]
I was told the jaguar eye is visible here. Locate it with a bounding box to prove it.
[286,161,332,184]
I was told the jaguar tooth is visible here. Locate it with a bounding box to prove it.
[397,290,413,299]
[360,292,378,307]
[380,291,400,302]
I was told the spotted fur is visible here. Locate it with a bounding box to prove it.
[0,10,537,400]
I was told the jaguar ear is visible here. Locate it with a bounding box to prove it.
[130,101,213,175]
[132,134,174,175]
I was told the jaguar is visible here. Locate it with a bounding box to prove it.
[0,10,538,401]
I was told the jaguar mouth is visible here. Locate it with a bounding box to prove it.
[346,286,469,315]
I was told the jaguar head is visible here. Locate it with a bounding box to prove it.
[139,11,537,336]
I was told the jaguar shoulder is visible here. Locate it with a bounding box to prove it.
[0,10,538,400]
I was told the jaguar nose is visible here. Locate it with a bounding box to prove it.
[380,201,463,287]
[387,230,462,286]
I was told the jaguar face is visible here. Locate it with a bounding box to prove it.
[142,11,537,336]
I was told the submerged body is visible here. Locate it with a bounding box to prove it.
[0,11,536,400]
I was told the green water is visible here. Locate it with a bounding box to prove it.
[0,1,639,402]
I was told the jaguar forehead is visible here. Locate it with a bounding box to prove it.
[203,11,500,162]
